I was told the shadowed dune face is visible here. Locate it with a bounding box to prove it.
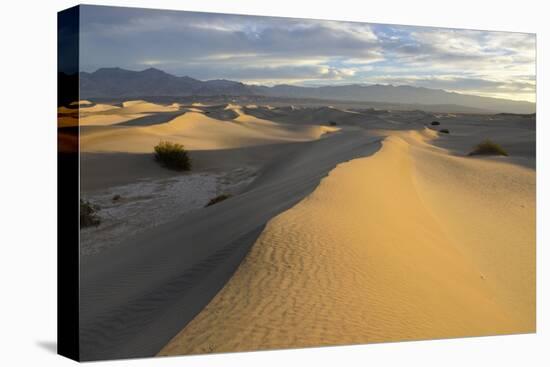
[425,113,536,168]
[160,128,534,355]
[79,108,338,153]
[78,126,382,360]
[77,99,535,360]
[58,100,184,127]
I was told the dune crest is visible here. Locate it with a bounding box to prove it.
[120,100,178,112]
[160,129,534,355]
[80,103,120,113]
[70,99,93,106]
[80,108,339,153]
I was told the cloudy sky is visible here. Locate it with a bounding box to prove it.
[80,5,536,102]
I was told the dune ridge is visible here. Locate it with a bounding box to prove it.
[160,128,535,355]
[76,100,535,360]
[78,125,380,360]
[80,109,338,153]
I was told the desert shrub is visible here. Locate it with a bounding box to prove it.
[154,141,191,171]
[205,194,232,207]
[439,129,450,134]
[431,121,440,126]
[468,139,508,156]
[112,194,121,202]
[80,199,100,228]
[328,121,338,126]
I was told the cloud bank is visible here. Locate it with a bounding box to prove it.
[80,5,536,102]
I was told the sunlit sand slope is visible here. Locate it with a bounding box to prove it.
[59,100,182,127]
[78,129,380,360]
[161,128,534,355]
[80,110,338,153]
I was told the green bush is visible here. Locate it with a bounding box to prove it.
[80,199,100,228]
[154,141,191,171]
[468,139,508,156]
[205,194,232,207]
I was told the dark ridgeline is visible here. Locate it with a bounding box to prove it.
[79,67,253,99]
[79,67,535,114]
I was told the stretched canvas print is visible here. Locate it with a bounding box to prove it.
[58,4,536,362]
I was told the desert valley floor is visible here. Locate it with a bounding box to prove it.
[61,99,535,360]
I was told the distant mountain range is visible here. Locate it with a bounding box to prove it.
[74,67,535,114]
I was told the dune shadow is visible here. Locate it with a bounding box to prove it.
[79,141,306,192]
[115,110,188,126]
[78,130,382,360]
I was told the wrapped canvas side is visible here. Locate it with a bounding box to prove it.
[57,5,80,362]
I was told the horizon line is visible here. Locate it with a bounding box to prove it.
[72,66,536,104]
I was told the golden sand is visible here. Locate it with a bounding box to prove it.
[79,113,148,126]
[160,129,535,355]
[80,110,338,153]
[120,100,179,112]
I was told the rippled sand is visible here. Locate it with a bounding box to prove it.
[160,128,535,355]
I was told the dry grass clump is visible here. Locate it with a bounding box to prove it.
[80,199,100,228]
[154,141,191,171]
[468,139,508,156]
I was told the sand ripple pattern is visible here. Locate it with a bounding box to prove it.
[161,129,535,355]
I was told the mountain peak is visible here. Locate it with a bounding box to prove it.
[94,66,125,72]
[141,67,167,75]
[78,67,534,114]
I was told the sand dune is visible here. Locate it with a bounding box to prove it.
[80,113,149,126]
[77,101,535,360]
[75,101,182,127]
[80,110,338,153]
[426,113,536,169]
[408,129,535,327]
[120,100,180,112]
[160,128,534,355]
[59,102,120,115]
[70,99,93,106]
[79,103,121,113]
[242,104,428,130]
[184,107,204,113]
[59,104,150,127]
[78,127,380,360]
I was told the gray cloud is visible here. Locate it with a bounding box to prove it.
[78,5,536,101]
[80,7,381,71]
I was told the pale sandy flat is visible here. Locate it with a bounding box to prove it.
[160,128,535,355]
